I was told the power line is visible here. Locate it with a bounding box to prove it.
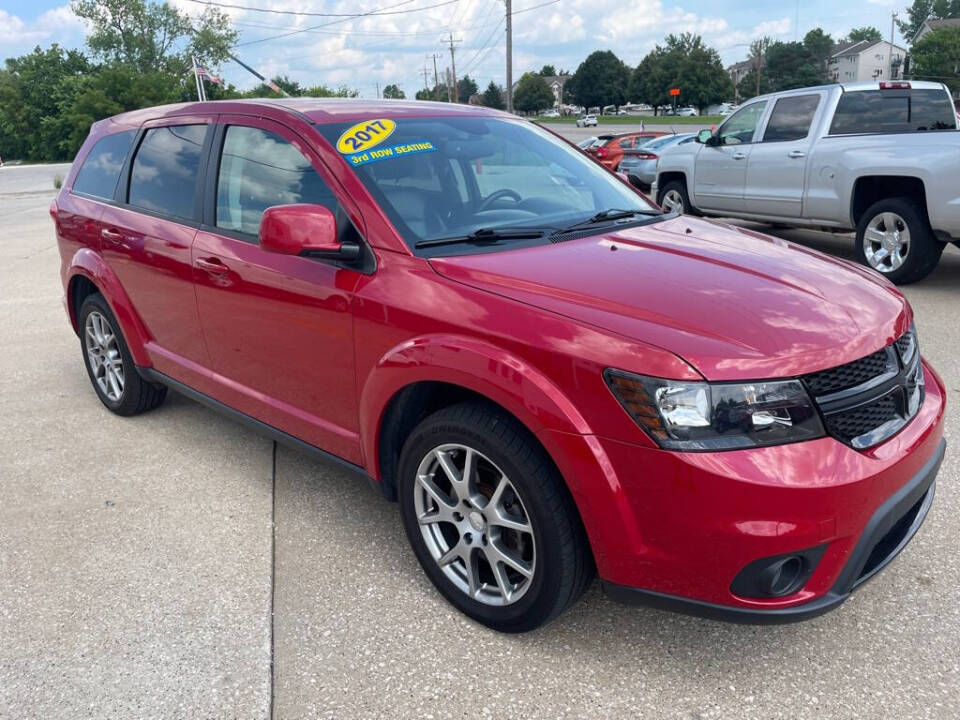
[186,0,439,17]
[234,0,459,47]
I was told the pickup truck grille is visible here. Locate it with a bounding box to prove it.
[803,328,923,450]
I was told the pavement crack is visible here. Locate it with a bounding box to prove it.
[270,440,277,720]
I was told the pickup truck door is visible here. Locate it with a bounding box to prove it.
[693,100,768,213]
[743,92,824,217]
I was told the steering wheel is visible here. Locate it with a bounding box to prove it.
[478,189,522,212]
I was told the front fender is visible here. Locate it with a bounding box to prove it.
[66,248,152,367]
[359,333,646,574]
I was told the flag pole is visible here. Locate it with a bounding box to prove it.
[192,56,204,101]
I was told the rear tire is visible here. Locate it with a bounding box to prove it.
[398,401,594,633]
[855,197,943,284]
[657,179,694,215]
[78,293,166,416]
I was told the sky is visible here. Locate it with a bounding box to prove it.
[0,0,907,97]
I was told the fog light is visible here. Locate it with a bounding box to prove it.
[730,545,827,599]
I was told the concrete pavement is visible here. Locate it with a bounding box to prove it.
[1,166,959,719]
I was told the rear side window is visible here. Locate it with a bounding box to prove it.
[830,89,956,134]
[216,126,336,236]
[72,131,136,200]
[128,125,207,220]
[763,95,821,142]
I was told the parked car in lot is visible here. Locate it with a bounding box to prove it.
[53,99,945,632]
[619,133,696,189]
[584,131,667,170]
[653,80,960,283]
[576,136,600,150]
[576,114,598,127]
[676,107,698,117]
[540,109,560,118]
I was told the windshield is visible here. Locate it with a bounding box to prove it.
[316,116,658,253]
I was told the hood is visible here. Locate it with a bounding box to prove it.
[429,216,911,381]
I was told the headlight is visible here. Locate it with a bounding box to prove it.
[604,369,825,451]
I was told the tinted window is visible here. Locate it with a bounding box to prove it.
[216,126,337,236]
[72,131,136,200]
[717,101,767,145]
[830,89,956,134]
[763,95,821,142]
[129,125,207,219]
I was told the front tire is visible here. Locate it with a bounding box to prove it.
[855,197,943,284]
[398,402,594,632]
[78,293,166,415]
[657,179,693,215]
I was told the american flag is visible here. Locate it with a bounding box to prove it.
[194,58,224,86]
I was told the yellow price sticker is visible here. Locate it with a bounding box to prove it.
[336,118,397,155]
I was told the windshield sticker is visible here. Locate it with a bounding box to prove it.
[345,140,437,167]
[336,119,396,154]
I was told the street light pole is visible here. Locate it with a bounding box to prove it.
[505,0,513,113]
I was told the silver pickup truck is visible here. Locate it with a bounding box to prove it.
[652,81,960,283]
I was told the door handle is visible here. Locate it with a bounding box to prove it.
[732,152,747,160]
[788,150,807,158]
[195,257,229,275]
[101,228,125,244]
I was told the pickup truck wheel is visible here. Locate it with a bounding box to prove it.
[78,293,167,416]
[657,180,693,215]
[397,401,594,633]
[856,198,943,284]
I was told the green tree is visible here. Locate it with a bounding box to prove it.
[629,34,732,112]
[512,72,554,113]
[382,83,404,99]
[566,50,630,110]
[845,26,883,43]
[480,81,504,109]
[910,26,960,93]
[803,28,834,77]
[457,75,478,103]
[539,64,556,76]
[71,0,237,75]
[415,84,449,101]
[0,45,90,161]
[898,1,960,42]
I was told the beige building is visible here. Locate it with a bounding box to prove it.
[829,39,906,82]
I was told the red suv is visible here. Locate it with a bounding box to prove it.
[53,100,945,632]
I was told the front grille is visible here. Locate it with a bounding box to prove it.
[823,393,899,444]
[803,327,923,450]
[804,347,891,396]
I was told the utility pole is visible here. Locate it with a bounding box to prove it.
[755,39,766,98]
[421,64,431,94]
[427,53,441,101]
[376,81,380,99]
[890,11,898,79]
[445,33,461,103]
[505,0,513,113]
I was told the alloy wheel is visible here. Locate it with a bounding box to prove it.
[84,311,125,402]
[661,189,685,214]
[864,212,910,273]
[414,443,536,606]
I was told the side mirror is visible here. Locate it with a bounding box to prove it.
[696,128,714,145]
[259,204,360,262]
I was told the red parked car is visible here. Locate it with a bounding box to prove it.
[584,131,666,170]
[53,100,945,632]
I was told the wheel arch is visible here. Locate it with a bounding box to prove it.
[66,248,152,366]
[851,175,929,228]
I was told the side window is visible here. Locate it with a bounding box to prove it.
[830,89,956,134]
[716,102,767,145]
[762,95,821,142]
[72,130,136,200]
[618,137,634,149]
[216,126,336,236]
[129,125,207,220]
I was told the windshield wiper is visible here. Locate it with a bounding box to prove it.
[555,208,661,235]
[414,227,551,249]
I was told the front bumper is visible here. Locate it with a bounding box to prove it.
[602,437,943,623]
[539,360,946,623]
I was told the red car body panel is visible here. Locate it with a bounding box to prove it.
[51,99,946,618]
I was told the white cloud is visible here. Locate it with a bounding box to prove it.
[0,6,86,57]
